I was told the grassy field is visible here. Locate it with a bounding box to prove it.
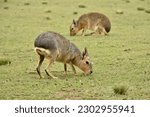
[0,0,150,99]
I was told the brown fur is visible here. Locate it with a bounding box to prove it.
[34,31,93,78]
[70,12,111,36]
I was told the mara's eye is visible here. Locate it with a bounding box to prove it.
[86,61,89,65]
[71,28,74,31]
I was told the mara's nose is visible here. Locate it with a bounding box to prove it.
[90,71,93,74]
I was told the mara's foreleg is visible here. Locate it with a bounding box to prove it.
[64,63,76,75]
[70,63,76,74]
[64,63,67,75]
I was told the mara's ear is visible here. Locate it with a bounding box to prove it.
[84,47,88,55]
[73,19,77,25]
[82,47,88,59]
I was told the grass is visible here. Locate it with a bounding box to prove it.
[0,58,11,66]
[0,0,150,100]
[113,85,128,95]
[0,59,11,66]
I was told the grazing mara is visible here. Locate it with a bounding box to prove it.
[34,31,93,78]
[70,12,111,36]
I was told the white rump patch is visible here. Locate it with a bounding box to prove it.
[35,47,51,58]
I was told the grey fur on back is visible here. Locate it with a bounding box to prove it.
[34,31,81,63]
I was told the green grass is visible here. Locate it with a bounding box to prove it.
[0,0,150,100]
[113,85,128,95]
[0,59,11,66]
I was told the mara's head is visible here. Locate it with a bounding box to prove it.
[79,48,93,75]
[70,19,79,36]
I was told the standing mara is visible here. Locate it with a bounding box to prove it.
[34,31,93,78]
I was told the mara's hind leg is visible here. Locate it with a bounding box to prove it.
[36,55,45,78]
[85,26,99,36]
[45,59,57,79]
[85,32,95,36]
[97,26,107,35]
